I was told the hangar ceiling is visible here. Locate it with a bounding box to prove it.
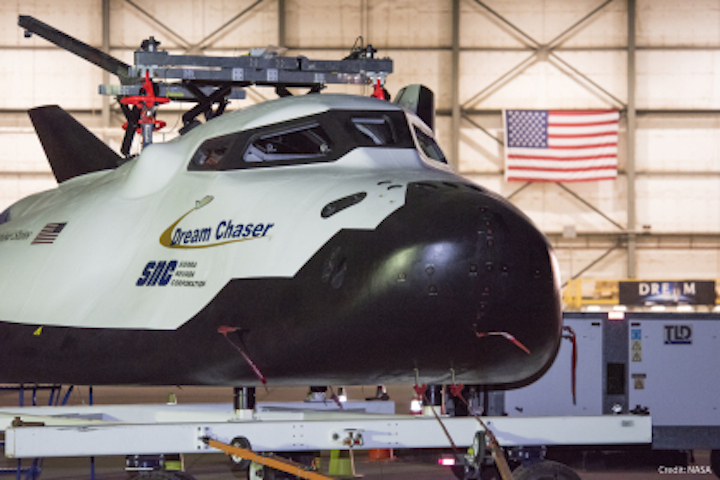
[0,0,718,294]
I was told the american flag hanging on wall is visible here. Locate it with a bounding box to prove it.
[503,109,619,182]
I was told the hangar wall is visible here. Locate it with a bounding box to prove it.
[0,0,718,289]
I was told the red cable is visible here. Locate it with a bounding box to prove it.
[563,325,577,405]
[218,326,267,385]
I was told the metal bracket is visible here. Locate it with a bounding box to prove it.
[331,428,364,448]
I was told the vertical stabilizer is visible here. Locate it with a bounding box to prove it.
[29,105,121,183]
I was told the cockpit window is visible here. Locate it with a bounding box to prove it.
[414,126,447,164]
[190,136,233,169]
[188,110,413,171]
[244,123,331,162]
[352,116,398,145]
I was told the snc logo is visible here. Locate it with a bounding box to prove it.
[136,260,177,287]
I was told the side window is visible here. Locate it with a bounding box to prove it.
[189,135,234,171]
[414,127,447,164]
[352,116,397,146]
[243,123,331,163]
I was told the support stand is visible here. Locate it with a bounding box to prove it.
[233,387,256,420]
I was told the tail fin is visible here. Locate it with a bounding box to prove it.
[394,84,435,132]
[29,105,121,183]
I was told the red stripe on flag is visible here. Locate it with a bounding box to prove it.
[547,110,617,115]
[506,176,618,183]
[548,120,618,127]
[548,131,617,139]
[548,143,617,150]
[508,154,617,161]
[507,165,618,172]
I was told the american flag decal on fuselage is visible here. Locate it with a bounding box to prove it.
[31,222,67,245]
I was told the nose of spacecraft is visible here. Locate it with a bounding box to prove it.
[352,180,563,387]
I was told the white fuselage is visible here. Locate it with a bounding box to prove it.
[0,95,454,330]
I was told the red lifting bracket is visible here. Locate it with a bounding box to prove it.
[120,71,170,148]
[370,75,390,101]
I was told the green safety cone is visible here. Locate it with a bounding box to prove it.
[164,453,183,472]
[328,450,353,477]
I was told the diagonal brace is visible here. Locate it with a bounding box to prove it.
[186,0,266,53]
[465,0,621,109]
[557,183,626,231]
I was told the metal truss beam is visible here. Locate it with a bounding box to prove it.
[556,183,625,232]
[124,0,191,49]
[626,0,637,278]
[548,232,720,252]
[4,107,720,117]
[465,0,622,109]
[506,182,531,201]
[186,0,265,53]
[101,0,111,143]
[461,53,538,109]
[561,243,621,287]
[547,52,625,107]
[450,0,461,169]
[459,171,720,177]
[547,231,720,240]
[0,171,54,178]
[8,45,720,53]
[460,113,503,146]
[545,0,615,47]
[470,0,539,48]
[278,0,286,48]
[124,0,265,54]
[438,109,720,115]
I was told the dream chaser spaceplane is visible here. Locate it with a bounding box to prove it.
[0,19,562,389]
[0,94,561,388]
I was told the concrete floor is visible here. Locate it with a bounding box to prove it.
[0,385,717,479]
[3,451,717,479]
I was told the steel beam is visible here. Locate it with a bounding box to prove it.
[626,0,637,278]
[546,231,720,239]
[101,0,111,144]
[9,107,720,117]
[8,44,720,53]
[0,172,54,178]
[556,183,626,231]
[463,0,621,110]
[277,0,286,48]
[187,0,265,53]
[450,0,461,169]
[561,243,621,288]
[461,53,538,109]
[460,170,720,177]
[548,52,626,107]
[360,0,368,41]
[506,182,531,201]
[471,0,540,48]
[438,109,720,116]
[460,113,503,145]
[123,0,191,49]
[545,0,615,48]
